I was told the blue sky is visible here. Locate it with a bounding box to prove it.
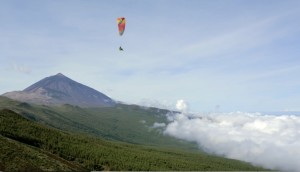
[1,0,300,112]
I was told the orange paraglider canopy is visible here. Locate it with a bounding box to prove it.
[117,17,126,36]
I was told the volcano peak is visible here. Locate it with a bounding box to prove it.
[3,73,115,107]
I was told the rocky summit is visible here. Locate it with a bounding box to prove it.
[2,73,115,107]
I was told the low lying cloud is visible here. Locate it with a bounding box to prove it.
[138,99,173,110]
[152,122,166,128]
[176,99,188,112]
[164,111,300,171]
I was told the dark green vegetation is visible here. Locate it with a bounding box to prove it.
[0,134,86,171]
[0,96,197,150]
[0,109,266,171]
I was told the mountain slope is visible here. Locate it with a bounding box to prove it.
[0,96,197,150]
[2,73,115,107]
[0,109,266,171]
[0,109,88,172]
[0,135,87,172]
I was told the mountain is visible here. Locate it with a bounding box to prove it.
[2,73,115,107]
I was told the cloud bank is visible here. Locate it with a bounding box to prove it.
[164,111,300,171]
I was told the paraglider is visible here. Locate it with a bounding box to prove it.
[117,17,126,51]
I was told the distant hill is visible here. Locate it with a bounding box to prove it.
[2,73,115,107]
[0,109,266,171]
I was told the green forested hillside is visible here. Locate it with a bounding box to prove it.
[0,96,197,150]
[0,109,266,171]
[0,135,87,171]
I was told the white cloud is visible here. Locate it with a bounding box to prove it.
[138,98,174,110]
[11,63,31,74]
[176,99,188,112]
[164,111,300,171]
[152,122,166,128]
